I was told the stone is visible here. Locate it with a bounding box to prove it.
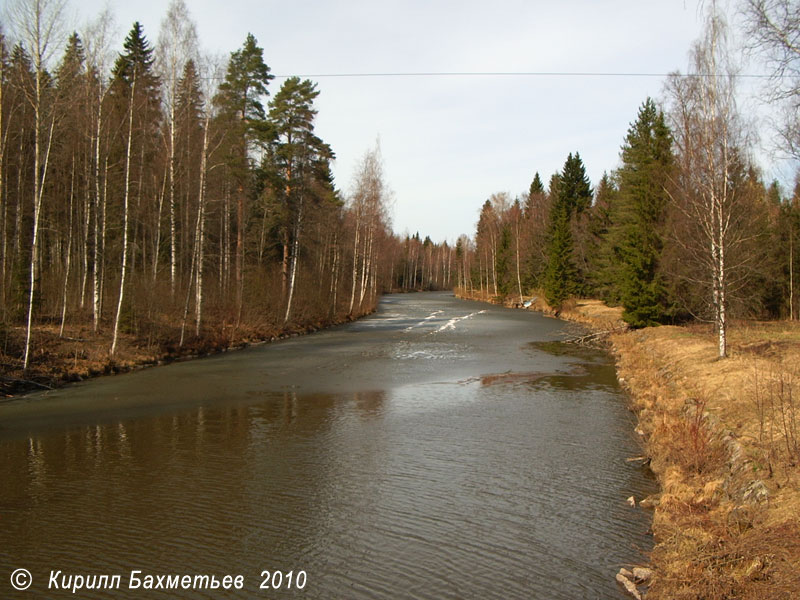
[618,568,634,579]
[743,480,769,505]
[615,573,642,600]
[632,567,653,583]
[639,495,660,509]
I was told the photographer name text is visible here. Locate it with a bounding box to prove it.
[34,569,308,594]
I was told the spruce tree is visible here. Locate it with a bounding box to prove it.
[611,98,673,327]
[543,197,578,308]
[543,153,591,308]
[111,22,160,100]
[527,172,544,216]
[586,172,618,300]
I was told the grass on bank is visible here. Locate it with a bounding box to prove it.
[611,321,800,599]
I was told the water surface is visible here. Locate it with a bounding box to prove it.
[0,292,654,598]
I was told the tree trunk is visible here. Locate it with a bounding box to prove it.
[515,217,523,302]
[790,219,794,321]
[111,72,137,356]
[235,185,244,319]
[152,162,167,283]
[59,157,76,337]
[168,101,177,296]
[23,107,55,371]
[348,212,360,314]
[283,194,303,324]
[194,114,210,337]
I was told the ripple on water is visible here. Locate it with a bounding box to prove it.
[0,294,655,600]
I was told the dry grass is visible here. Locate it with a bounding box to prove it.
[560,298,626,331]
[612,321,800,599]
[454,288,627,332]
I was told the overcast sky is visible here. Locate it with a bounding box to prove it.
[62,1,781,242]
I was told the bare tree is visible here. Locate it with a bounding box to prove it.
[83,7,115,331]
[666,4,754,358]
[158,0,198,296]
[741,0,800,158]
[110,68,136,356]
[8,0,67,370]
[347,143,390,314]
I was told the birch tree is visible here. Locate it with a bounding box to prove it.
[0,31,8,306]
[741,0,800,158]
[108,22,160,355]
[53,33,87,337]
[9,0,66,370]
[347,143,389,314]
[157,0,197,295]
[83,7,115,330]
[666,5,751,358]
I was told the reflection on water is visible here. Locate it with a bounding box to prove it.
[0,294,655,599]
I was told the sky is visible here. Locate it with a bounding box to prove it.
[50,0,787,241]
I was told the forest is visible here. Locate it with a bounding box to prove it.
[0,0,459,385]
[455,1,800,360]
[1,0,798,386]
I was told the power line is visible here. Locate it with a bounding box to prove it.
[271,70,773,79]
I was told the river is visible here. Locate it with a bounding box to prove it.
[0,292,655,599]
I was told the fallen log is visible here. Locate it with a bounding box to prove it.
[564,325,628,347]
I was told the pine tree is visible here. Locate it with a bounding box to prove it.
[215,32,272,160]
[214,33,273,311]
[265,77,334,321]
[612,98,673,327]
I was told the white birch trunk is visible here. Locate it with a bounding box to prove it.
[168,102,177,295]
[152,163,167,282]
[283,196,303,324]
[92,101,103,331]
[22,114,55,371]
[59,157,76,337]
[111,72,137,356]
[195,114,210,337]
[348,212,360,314]
[515,218,523,302]
[330,229,339,315]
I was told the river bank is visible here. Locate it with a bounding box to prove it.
[0,306,375,397]
[611,323,800,599]
[455,288,800,599]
